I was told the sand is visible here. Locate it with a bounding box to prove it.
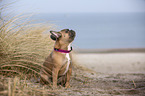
[73,53,145,73]
[54,52,145,96]
[58,52,145,96]
[1,52,145,96]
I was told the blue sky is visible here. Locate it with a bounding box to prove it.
[2,0,145,14]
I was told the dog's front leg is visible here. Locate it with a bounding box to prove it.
[65,65,72,88]
[52,67,59,88]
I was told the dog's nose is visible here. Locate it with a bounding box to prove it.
[69,30,76,37]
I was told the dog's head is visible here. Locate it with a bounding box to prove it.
[50,29,76,43]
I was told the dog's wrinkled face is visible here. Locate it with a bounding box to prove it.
[50,29,76,43]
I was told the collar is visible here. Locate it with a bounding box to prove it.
[54,47,72,53]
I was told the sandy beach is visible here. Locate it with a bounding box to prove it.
[61,51,145,96]
[1,51,145,96]
[73,53,145,73]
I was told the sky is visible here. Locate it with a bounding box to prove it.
[1,0,145,14]
[1,0,145,49]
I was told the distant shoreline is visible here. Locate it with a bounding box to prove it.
[74,48,145,53]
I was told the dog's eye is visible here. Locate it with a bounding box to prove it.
[65,30,69,33]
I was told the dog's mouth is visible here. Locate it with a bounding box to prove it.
[50,31,62,40]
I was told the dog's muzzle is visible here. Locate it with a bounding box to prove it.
[69,30,75,38]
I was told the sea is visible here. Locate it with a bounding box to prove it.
[31,13,145,49]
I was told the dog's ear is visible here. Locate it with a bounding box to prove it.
[50,34,57,40]
[50,31,62,40]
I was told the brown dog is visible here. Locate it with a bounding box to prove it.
[40,29,76,88]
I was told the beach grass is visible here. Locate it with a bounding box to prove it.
[0,9,56,95]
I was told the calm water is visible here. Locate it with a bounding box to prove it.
[32,13,145,49]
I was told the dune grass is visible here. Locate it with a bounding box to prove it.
[0,11,56,95]
[0,16,54,76]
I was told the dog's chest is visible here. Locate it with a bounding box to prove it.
[61,53,71,75]
[66,53,70,61]
[62,44,71,75]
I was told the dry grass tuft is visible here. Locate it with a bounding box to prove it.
[0,15,54,76]
[0,76,57,96]
[0,9,55,95]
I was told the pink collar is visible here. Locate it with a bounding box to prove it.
[54,47,72,53]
